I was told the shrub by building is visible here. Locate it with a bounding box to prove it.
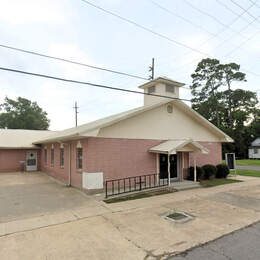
[216,163,229,178]
[202,164,217,180]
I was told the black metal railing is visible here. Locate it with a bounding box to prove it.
[105,173,168,198]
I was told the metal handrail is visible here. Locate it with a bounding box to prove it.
[105,173,168,198]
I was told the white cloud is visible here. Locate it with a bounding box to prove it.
[0,0,71,25]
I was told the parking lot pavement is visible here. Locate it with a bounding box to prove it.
[1,173,260,260]
[0,172,97,223]
[168,222,260,260]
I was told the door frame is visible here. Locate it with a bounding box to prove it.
[158,153,179,181]
[26,150,38,171]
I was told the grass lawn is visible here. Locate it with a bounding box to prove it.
[231,169,260,177]
[200,178,241,188]
[236,159,260,166]
[104,189,174,204]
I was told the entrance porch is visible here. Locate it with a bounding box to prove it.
[150,139,209,185]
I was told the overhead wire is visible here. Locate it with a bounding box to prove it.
[0,44,148,81]
[0,66,192,102]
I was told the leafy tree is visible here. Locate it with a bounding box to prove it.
[190,58,259,158]
[0,97,50,130]
[191,58,223,126]
[218,63,246,127]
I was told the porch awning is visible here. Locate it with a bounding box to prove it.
[149,139,209,155]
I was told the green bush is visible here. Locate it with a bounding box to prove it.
[187,166,204,181]
[202,164,217,180]
[216,164,230,178]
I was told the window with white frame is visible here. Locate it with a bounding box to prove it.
[60,148,64,167]
[77,148,83,169]
[51,147,54,166]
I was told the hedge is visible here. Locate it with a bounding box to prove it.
[216,163,230,178]
[202,164,217,180]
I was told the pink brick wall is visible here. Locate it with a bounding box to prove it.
[85,138,162,181]
[189,141,222,167]
[40,143,70,184]
[39,138,222,189]
[39,138,162,188]
[0,149,41,172]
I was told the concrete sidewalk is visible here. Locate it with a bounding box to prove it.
[1,175,260,259]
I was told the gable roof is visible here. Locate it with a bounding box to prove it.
[0,129,55,149]
[34,100,233,144]
[149,139,209,154]
[251,137,260,147]
[34,100,170,144]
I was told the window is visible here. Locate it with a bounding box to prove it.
[77,148,83,169]
[147,85,155,94]
[165,85,175,93]
[51,148,54,166]
[254,148,258,154]
[167,104,173,113]
[44,149,47,164]
[60,148,64,167]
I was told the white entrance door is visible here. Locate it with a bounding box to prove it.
[26,151,37,171]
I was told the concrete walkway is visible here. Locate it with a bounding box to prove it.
[1,173,260,259]
[236,165,260,171]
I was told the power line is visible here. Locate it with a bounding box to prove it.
[182,0,254,38]
[0,44,148,81]
[0,66,192,102]
[229,0,260,23]
[149,0,218,37]
[149,0,258,75]
[81,0,260,82]
[216,0,257,26]
[80,0,209,57]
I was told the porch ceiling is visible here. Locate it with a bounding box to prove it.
[149,139,209,154]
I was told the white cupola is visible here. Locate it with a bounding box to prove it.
[138,77,185,106]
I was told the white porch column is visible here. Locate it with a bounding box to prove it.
[194,156,197,182]
[168,153,171,186]
[182,152,184,182]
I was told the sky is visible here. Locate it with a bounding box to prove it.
[0,0,259,130]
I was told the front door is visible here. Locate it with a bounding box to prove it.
[159,154,178,179]
[26,151,37,171]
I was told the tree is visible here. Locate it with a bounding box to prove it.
[190,58,223,126]
[190,58,259,158]
[0,97,50,130]
[218,63,246,127]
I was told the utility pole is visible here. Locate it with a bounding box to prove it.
[149,58,155,80]
[73,102,79,127]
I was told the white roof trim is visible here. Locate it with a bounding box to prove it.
[149,139,209,154]
[34,100,233,144]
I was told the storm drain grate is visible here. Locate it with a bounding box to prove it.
[167,212,187,221]
[161,211,194,223]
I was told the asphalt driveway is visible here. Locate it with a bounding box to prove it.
[168,222,260,260]
[0,172,92,223]
[236,165,260,171]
